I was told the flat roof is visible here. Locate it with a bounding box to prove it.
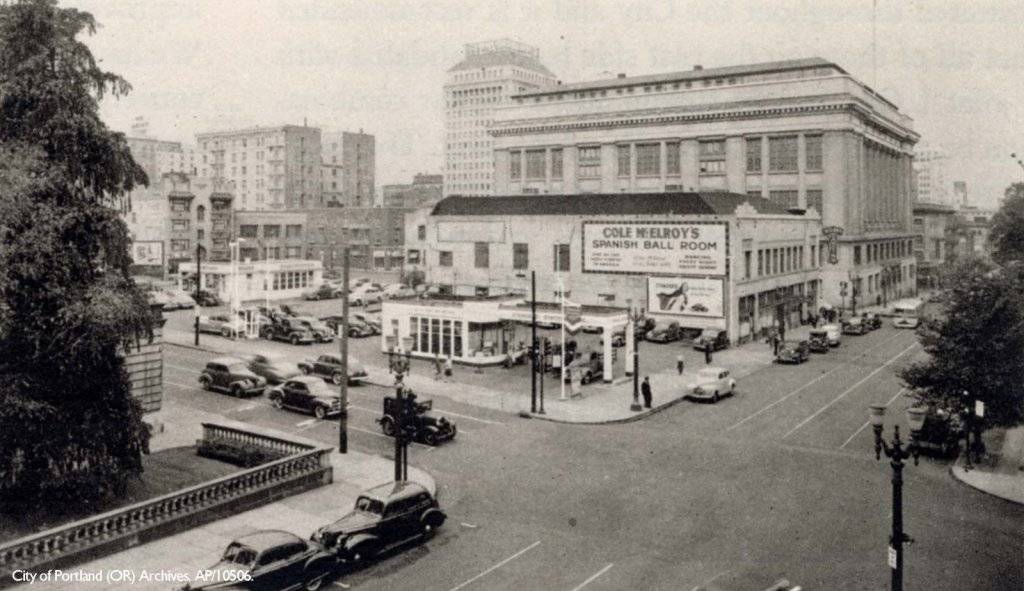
[431,192,792,217]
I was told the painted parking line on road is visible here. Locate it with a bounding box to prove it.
[165,363,198,373]
[725,331,906,432]
[571,563,614,591]
[782,342,919,439]
[839,388,907,449]
[448,540,541,591]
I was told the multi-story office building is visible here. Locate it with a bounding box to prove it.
[234,211,309,262]
[383,173,444,208]
[913,145,951,207]
[127,137,193,181]
[912,202,955,290]
[443,39,557,197]
[196,125,322,210]
[953,180,968,209]
[306,207,410,272]
[489,58,920,308]
[322,131,375,207]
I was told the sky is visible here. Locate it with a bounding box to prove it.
[74,0,1024,208]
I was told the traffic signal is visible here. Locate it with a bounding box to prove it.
[543,339,552,357]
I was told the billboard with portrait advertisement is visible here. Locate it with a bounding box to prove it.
[647,277,724,318]
[131,241,164,266]
[583,222,727,276]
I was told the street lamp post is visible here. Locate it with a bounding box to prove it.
[626,299,644,412]
[869,403,927,591]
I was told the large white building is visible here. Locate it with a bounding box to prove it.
[488,57,921,308]
[913,145,952,207]
[443,39,557,197]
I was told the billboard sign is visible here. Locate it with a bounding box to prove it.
[647,277,724,318]
[131,241,164,266]
[583,222,727,276]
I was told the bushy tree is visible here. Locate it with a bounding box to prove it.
[989,182,1024,265]
[0,0,153,508]
[899,257,1024,430]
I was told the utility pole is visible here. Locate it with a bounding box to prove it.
[338,247,350,454]
[530,270,537,413]
[194,238,201,346]
[394,384,406,481]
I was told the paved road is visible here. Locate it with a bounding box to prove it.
[161,322,1022,591]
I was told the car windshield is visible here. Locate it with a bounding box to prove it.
[228,364,250,374]
[222,543,257,566]
[308,382,336,397]
[354,496,384,514]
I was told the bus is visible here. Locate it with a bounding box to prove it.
[892,298,924,328]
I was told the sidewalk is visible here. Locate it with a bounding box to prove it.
[950,426,1024,505]
[164,324,814,425]
[13,402,433,591]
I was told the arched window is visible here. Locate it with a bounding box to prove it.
[196,204,205,222]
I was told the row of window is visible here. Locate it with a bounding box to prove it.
[238,224,304,239]
[747,245,812,280]
[271,270,315,290]
[426,242,572,272]
[409,317,464,358]
[853,239,913,265]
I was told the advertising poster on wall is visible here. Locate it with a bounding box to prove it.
[131,241,164,266]
[583,222,727,276]
[647,277,724,318]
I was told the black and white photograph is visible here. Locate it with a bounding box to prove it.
[1,1,1023,589]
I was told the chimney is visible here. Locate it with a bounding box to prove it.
[617,73,626,79]
[693,65,703,71]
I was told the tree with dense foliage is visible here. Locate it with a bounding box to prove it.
[0,0,153,508]
[989,182,1024,265]
[899,257,1024,431]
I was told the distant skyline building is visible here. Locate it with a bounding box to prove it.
[322,130,375,207]
[953,180,968,208]
[443,39,557,197]
[383,173,444,208]
[196,124,322,210]
[913,145,952,207]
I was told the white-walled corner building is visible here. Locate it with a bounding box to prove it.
[403,193,823,345]
[488,57,920,310]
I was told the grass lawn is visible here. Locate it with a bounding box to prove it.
[0,446,241,544]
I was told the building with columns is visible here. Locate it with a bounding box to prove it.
[444,39,557,197]
[489,58,920,309]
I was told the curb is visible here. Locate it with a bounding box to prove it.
[521,393,691,425]
[948,460,1024,506]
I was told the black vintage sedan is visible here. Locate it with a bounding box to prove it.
[267,377,343,420]
[182,530,333,591]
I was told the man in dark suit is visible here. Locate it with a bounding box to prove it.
[641,376,652,409]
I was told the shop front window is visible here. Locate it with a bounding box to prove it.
[453,321,463,357]
[419,316,429,353]
[442,320,452,356]
[410,318,419,352]
[431,319,440,355]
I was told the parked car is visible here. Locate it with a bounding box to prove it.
[191,289,222,307]
[146,290,171,309]
[198,357,266,397]
[257,305,290,322]
[842,316,869,335]
[563,351,604,384]
[633,317,656,341]
[279,304,309,318]
[383,283,417,299]
[776,339,811,364]
[183,530,333,591]
[376,392,457,446]
[239,352,301,385]
[302,284,337,301]
[645,322,682,343]
[685,367,736,403]
[349,287,383,306]
[298,354,368,385]
[580,323,602,334]
[862,312,882,330]
[319,315,375,338]
[912,404,964,457]
[311,481,446,564]
[260,317,316,345]
[267,376,344,420]
[601,330,626,348]
[820,323,842,347]
[693,328,729,351]
[197,314,246,338]
[351,313,382,334]
[535,320,561,330]
[162,290,196,310]
[295,316,335,343]
[808,330,830,353]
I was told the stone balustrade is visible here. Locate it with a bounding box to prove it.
[0,424,332,583]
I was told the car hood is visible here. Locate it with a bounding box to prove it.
[323,510,379,535]
[186,561,251,590]
[265,364,300,378]
[348,360,367,374]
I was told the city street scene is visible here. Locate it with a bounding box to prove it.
[1,1,1023,590]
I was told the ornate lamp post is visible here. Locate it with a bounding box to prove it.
[626,298,644,412]
[869,403,927,591]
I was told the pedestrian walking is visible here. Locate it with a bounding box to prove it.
[772,333,781,357]
[641,376,652,409]
[433,354,442,380]
[704,344,713,365]
[676,354,685,376]
[444,356,453,381]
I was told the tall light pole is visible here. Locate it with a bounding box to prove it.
[626,298,644,412]
[194,233,201,346]
[869,403,927,591]
[338,246,350,454]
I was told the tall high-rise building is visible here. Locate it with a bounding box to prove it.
[443,39,557,197]
[913,145,951,206]
[953,180,968,209]
[196,125,322,210]
[321,131,375,207]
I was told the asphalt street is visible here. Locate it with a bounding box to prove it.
[162,318,1023,591]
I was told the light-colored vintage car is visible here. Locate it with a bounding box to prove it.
[686,367,736,403]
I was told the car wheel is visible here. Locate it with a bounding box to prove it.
[423,431,438,446]
[271,396,283,409]
[231,384,242,397]
[581,373,590,385]
[303,572,325,591]
[199,375,212,390]
[314,405,327,420]
[331,372,344,386]
[290,334,300,345]
[350,542,377,563]
[221,327,232,338]
[712,391,720,403]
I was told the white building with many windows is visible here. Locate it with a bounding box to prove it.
[489,58,920,308]
[443,39,557,197]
